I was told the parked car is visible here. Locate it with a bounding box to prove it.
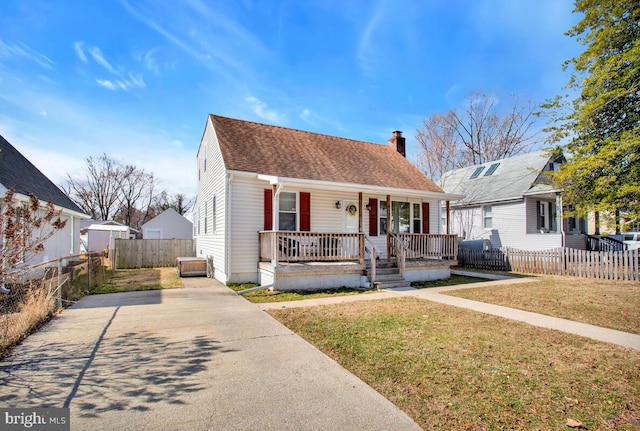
[622,232,640,250]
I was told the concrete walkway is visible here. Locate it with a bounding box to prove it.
[260,277,640,352]
[0,278,421,431]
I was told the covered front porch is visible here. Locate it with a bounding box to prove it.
[258,231,458,290]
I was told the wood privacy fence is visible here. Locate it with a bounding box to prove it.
[457,247,639,281]
[113,239,195,269]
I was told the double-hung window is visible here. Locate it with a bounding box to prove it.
[379,201,388,234]
[204,201,208,234]
[211,196,216,233]
[279,192,297,231]
[483,205,493,229]
[413,203,421,233]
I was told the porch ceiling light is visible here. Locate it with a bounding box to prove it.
[335,201,341,209]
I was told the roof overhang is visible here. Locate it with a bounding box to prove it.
[250,171,464,201]
[523,188,563,196]
[5,190,90,219]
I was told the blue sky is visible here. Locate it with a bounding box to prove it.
[0,0,582,198]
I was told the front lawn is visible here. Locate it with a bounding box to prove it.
[444,275,640,334]
[269,297,640,430]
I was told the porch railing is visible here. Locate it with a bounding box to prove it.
[389,234,458,260]
[390,234,411,276]
[259,231,365,264]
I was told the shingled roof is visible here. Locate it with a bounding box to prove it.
[209,114,444,193]
[0,134,85,214]
[440,150,561,205]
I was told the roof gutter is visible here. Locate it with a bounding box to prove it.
[9,191,90,219]
[251,171,463,201]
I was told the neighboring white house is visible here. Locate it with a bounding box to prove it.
[142,208,193,239]
[0,134,89,264]
[440,150,587,251]
[80,220,131,254]
[195,114,462,290]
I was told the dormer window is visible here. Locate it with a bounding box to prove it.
[469,166,485,179]
[484,163,500,176]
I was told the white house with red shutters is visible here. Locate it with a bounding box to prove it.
[194,115,462,290]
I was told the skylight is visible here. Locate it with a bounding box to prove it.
[469,166,485,179]
[484,163,500,176]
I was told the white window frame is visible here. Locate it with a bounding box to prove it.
[483,205,493,229]
[278,192,297,231]
[212,195,216,233]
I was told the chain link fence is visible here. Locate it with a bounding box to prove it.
[0,252,106,358]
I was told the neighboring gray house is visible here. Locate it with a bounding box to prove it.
[0,134,89,263]
[440,150,587,251]
[142,208,193,239]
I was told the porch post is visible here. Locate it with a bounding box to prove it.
[358,192,363,233]
[272,185,279,265]
[386,195,391,261]
[446,200,450,235]
[556,192,564,247]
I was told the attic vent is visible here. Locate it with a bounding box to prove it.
[484,163,500,176]
[469,166,485,179]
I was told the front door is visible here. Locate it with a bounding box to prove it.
[343,200,359,233]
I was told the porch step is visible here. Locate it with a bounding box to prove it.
[367,260,410,290]
[373,278,412,290]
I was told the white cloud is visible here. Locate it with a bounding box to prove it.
[245,96,285,124]
[87,46,118,74]
[135,47,160,74]
[0,39,54,70]
[126,72,145,88]
[96,79,116,90]
[40,110,48,117]
[78,44,146,92]
[300,108,313,124]
[73,41,88,63]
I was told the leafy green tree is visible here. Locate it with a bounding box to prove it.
[544,0,639,232]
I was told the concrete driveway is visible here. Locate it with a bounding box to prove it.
[0,278,421,431]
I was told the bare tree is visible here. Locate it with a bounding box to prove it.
[63,154,191,232]
[62,154,126,220]
[417,92,540,179]
[117,165,156,230]
[154,191,192,216]
[416,112,460,181]
[1,189,67,290]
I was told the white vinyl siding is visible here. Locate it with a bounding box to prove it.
[451,198,564,250]
[195,118,227,282]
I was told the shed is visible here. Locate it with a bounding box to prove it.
[142,208,193,239]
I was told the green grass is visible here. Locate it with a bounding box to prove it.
[269,297,640,430]
[445,275,640,335]
[228,283,370,303]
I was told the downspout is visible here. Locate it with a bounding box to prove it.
[226,173,234,281]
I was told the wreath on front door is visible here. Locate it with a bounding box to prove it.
[346,204,357,216]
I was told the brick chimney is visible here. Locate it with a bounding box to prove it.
[388,130,406,157]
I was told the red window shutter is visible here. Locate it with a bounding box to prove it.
[300,192,311,231]
[368,198,378,236]
[264,189,273,230]
[422,202,430,234]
